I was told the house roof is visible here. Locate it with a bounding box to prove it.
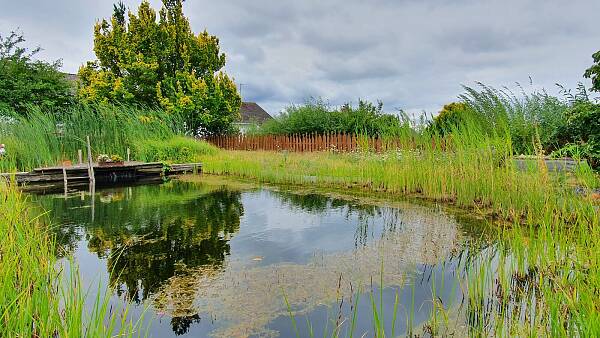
[239,102,272,123]
[64,73,79,82]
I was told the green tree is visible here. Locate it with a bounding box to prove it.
[0,31,74,114]
[584,49,600,92]
[428,102,471,136]
[78,0,241,135]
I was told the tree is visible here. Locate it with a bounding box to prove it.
[584,50,600,92]
[78,0,241,135]
[428,102,471,136]
[0,31,74,114]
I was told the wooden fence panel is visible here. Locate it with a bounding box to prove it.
[204,133,450,153]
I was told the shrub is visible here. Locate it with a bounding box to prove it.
[552,100,600,168]
[258,98,410,137]
[0,31,74,114]
[133,136,218,163]
[427,102,473,136]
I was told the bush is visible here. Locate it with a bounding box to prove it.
[258,98,410,137]
[133,136,218,163]
[552,100,600,168]
[427,102,473,136]
[78,1,240,136]
[0,31,74,114]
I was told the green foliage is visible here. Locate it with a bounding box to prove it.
[427,102,472,136]
[0,31,74,114]
[0,104,183,171]
[552,98,600,167]
[460,83,568,154]
[258,98,411,137]
[0,183,145,337]
[110,154,124,162]
[584,49,600,92]
[133,135,218,163]
[78,0,241,135]
[562,100,600,145]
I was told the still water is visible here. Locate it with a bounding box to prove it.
[32,177,489,337]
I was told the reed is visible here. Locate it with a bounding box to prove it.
[0,104,185,171]
[0,181,147,337]
[198,117,599,335]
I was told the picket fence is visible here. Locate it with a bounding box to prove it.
[205,133,448,152]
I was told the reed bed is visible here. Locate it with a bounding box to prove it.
[198,123,600,336]
[0,104,184,172]
[0,182,147,337]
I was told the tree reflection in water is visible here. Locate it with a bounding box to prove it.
[33,180,467,337]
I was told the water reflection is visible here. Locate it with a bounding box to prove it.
[31,178,487,337]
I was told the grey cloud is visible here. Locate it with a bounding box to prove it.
[1,0,599,116]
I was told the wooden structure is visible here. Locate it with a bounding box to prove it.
[206,133,448,152]
[1,162,201,191]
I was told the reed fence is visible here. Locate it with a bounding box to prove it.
[205,133,449,152]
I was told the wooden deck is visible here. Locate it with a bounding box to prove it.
[0,162,202,191]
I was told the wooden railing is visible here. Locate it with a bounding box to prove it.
[205,133,449,152]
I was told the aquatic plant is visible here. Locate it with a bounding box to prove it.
[0,182,147,337]
[0,103,190,171]
[133,135,218,164]
[197,114,600,336]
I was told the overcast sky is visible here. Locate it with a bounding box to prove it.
[1,0,599,115]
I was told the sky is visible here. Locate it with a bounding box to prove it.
[1,0,599,116]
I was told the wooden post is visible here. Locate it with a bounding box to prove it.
[78,149,83,165]
[62,166,68,196]
[127,148,131,162]
[86,136,95,184]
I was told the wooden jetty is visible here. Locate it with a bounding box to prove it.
[1,162,201,192]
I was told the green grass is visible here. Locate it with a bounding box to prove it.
[0,181,147,337]
[133,135,218,163]
[196,122,599,336]
[0,104,186,171]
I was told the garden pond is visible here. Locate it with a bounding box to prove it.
[31,176,494,337]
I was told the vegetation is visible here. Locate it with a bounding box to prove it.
[0,182,146,337]
[584,48,600,92]
[78,0,241,135]
[0,103,211,172]
[459,83,568,155]
[255,83,599,168]
[133,135,218,163]
[258,98,412,137]
[457,83,599,168]
[553,92,600,167]
[0,31,74,114]
[197,114,600,335]
[427,102,471,136]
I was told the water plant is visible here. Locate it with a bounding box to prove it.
[0,103,201,172]
[0,181,147,337]
[197,112,599,336]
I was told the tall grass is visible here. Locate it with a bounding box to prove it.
[0,104,184,171]
[460,82,568,155]
[198,111,600,335]
[133,135,218,163]
[0,181,147,337]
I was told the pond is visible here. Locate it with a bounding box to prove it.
[31,176,492,337]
